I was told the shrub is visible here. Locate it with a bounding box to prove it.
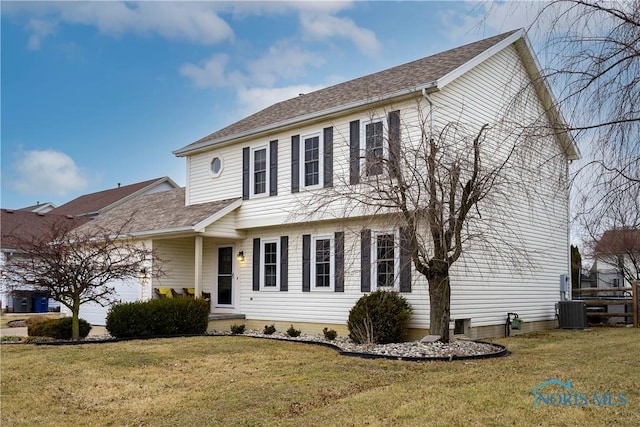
[323,327,337,341]
[347,290,413,344]
[106,297,210,339]
[230,324,246,334]
[286,325,301,337]
[28,317,92,340]
[25,315,51,327]
[263,324,276,335]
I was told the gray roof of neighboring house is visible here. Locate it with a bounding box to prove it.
[175,30,520,156]
[74,187,240,237]
[50,177,178,217]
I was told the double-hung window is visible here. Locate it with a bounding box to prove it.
[372,230,398,288]
[311,235,334,290]
[261,238,280,289]
[300,133,323,188]
[362,119,385,176]
[251,146,268,197]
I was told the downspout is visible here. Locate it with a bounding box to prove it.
[567,159,573,300]
[422,88,435,139]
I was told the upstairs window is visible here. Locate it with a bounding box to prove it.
[360,119,387,176]
[251,146,268,197]
[304,135,321,187]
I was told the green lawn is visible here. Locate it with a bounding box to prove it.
[1,328,638,426]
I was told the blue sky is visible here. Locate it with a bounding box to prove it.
[1,1,538,209]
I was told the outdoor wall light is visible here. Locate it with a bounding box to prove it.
[139,267,148,279]
[236,251,245,262]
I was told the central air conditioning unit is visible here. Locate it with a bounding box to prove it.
[557,301,587,329]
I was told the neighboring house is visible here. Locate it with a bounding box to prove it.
[592,228,640,288]
[1,177,178,321]
[74,29,580,338]
[0,210,91,312]
[50,177,178,217]
[18,202,56,213]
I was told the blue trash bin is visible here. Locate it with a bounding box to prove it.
[33,296,49,313]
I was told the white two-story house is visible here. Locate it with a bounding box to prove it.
[77,29,580,338]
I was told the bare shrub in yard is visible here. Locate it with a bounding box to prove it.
[347,290,412,344]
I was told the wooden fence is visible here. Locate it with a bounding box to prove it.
[572,280,638,327]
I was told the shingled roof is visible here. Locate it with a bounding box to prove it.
[74,187,241,237]
[595,229,640,255]
[175,30,520,156]
[50,177,177,217]
[1,210,91,251]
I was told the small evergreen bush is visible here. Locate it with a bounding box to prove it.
[28,317,92,340]
[347,290,413,344]
[322,327,337,341]
[263,324,276,335]
[106,297,209,338]
[230,324,246,334]
[286,325,301,337]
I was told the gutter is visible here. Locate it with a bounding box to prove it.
[174,82,439,157]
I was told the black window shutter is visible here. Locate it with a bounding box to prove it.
[399,227,411,292]
[291,135,300,193]
[360,229,371,292]
[280,236,288,291]
[323,126,333,188]
[302,234,311,292]
[335,231,344,292]
[270,140,278,196]
[388,110,401,178]
[349,120,360,185]
[252,238,260,291]
[242,147,250,200]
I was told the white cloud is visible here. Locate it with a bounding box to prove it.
[247,41,326,86]
[8,2,234,47]
[180,54,233,88]
[26,18,57,50]
[300,13,381,55]
[181,41,325,89]
[12,150,88,196]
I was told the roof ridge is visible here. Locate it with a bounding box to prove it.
[176,29,520,155]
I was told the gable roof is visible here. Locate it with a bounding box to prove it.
[595,228,640,255]
[174,30,522,156]
[74,187,242,238]
[18,202,56,213]
[49,177,178,217]
[1,209,91,251]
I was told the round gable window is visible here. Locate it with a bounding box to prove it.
[210,157,223,177]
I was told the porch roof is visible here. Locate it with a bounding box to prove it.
[74,187,241,238]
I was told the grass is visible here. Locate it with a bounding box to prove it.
[1,328,639,426]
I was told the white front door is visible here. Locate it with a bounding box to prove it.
[216,245,234,307]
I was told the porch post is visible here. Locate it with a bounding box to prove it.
[195,235,203,297]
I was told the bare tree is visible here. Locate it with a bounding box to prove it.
[2,216,162,339]
[299,97,554,342]
[580,183,640,285]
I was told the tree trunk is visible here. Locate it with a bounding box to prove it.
[428,272,451,342]
[72,300,80,340]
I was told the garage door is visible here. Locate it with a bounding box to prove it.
[79,280,140,326]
